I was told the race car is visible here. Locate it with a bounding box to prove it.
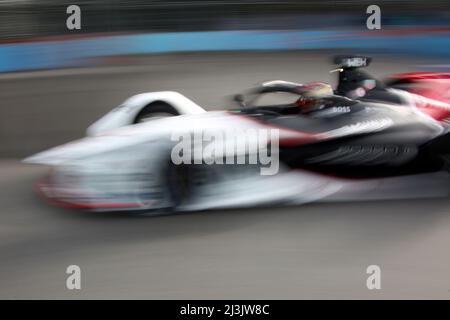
[24,56,450,213]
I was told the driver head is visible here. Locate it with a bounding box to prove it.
[296,82,333,113]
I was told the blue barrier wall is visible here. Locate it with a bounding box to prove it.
[1,29,450,73]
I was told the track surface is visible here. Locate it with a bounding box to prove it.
[1,51,450,299]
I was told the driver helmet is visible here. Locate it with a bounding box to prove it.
[296,82,333,113]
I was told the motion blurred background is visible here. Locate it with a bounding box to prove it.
[1,0,450,38]
[1,0,450,299]
[1,0,450,72]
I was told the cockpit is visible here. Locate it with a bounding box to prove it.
[232,80,356,118]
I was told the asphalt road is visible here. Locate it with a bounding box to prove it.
[1,51,450,299]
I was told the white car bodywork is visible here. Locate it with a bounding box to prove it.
[86,91,206,136]
[26,105,322,212]
[24,91,450,213]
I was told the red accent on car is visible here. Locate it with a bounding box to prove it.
[390,72,450,121]
[390,72,450,82]
[34,178,144,210]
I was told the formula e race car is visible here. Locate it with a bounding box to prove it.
[24,56,450,213]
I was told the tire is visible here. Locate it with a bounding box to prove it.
[133,102,179,124]
[166,162,214,209]
[166,162,193,208]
